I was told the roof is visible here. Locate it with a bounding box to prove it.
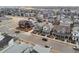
[43,22,53,31]
[72,27,79,32]
[60,18,73,26]
[30,49,38,53]
[0,35,4,41]
[53,25,71,33]
[19,20,27,25]
[0,35,13,47]
[3,44,32,53]
[33,45,50,53]
[19,20,34,27]
[72,27,79,37]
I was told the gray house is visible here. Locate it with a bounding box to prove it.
[0,33,14,48]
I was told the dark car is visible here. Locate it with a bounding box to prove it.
[42,38,48,41]
[45,45,50,48]
[15,30,20,34]
[55,37,58,39]
[0,20,2,22]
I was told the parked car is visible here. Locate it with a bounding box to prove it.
[15,30,20,34]
[45,45,50,48]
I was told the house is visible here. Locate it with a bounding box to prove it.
[72,27,79,40]
[48,16,60,24]
[2,43,51,53]
[36,13,44,22]
[33,22,46,32]
[60,18,73,26]
[52,25,71,40]
[0,33,14,48]
[28,18,37,25]
[72,27,79,47]
[19,20,34,28]
[42,22,53,36]
[73,18,79,27]
[48,17,54,23]
[25,13,36,17]
[2,44,33,53]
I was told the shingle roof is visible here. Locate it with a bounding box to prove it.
[53,25,71,33]
[0,35,13,47]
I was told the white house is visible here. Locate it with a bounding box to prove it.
[72,27,79,48]
[42,22,53,36]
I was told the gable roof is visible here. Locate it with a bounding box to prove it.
[53,25,71,33]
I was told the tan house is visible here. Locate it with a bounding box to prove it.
[52,25,71,40]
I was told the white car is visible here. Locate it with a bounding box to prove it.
[73,46,79,51]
